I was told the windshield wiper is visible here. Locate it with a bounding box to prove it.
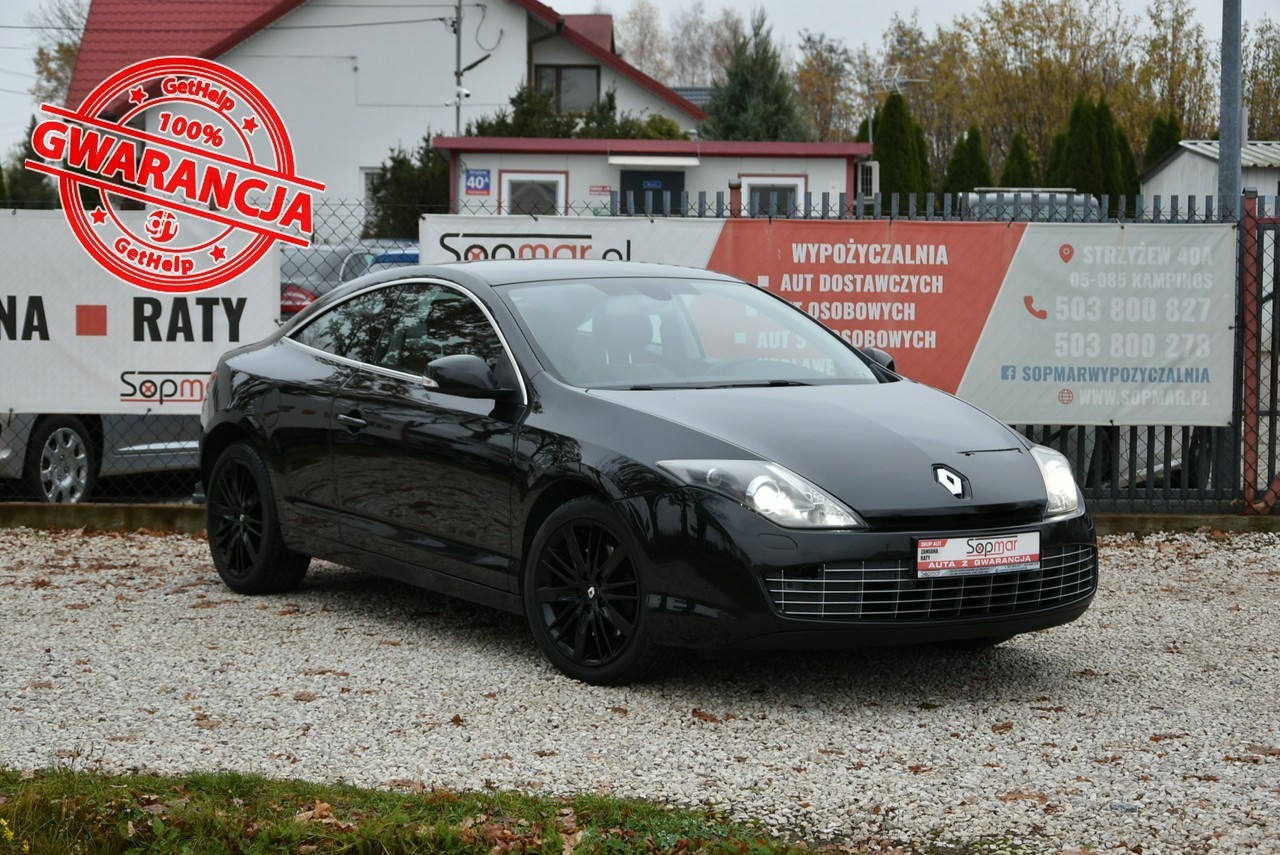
[701,379,814,389]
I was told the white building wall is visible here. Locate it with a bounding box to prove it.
[1141,151,1220,206]
[527,39,691,128]
[1243,166,1280,198]
[454,152,852,211]
[215,0,532,203]
[1142,151,1280,210]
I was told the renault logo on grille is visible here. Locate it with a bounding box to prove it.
[934,465,968,498]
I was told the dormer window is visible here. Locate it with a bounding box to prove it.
[534,65,599,112]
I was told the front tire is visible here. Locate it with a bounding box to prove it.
[523,497,661,685]
[206,442,309,594]
[25,416,97,503]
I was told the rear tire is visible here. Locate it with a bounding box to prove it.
[24,416,97,503]
[206,442,309,594]
[523,497,662,685]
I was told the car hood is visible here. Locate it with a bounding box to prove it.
[589,381,1048,522]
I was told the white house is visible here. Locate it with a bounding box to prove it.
[432,136,871,216]
[1140,140,1280,209]
[67,0,707,206]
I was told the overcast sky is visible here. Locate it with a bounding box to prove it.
[0,0,1270,170]
[554,0,1257,47]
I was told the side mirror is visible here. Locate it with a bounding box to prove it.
[425,354,514,399]
[864,347,896,373]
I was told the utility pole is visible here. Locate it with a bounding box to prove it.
[1218,0,1242,217]
[454,0,463,136]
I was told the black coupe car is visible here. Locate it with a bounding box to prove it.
[201,260,1096,684]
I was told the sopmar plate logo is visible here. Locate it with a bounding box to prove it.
[935,465,967,498]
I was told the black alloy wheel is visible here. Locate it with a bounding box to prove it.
[524,497,660,685]
[206,442,309,594]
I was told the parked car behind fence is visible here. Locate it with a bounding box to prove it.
[1,411,201,503]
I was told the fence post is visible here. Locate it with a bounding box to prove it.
[728,180,741,218]
[1241,189,1262,511]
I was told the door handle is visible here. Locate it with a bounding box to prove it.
[336,412,368,431]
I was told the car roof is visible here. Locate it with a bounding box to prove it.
[396,259,741,288]
[287,259,745,325]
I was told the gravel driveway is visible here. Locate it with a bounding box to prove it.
[1,526,1277,853]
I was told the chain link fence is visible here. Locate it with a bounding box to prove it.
[2,191,1264,512]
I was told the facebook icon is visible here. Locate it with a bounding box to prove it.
[1001,365,1017,380]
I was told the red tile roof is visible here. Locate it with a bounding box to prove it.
[67,0,704,121]
[67,1,308,107]
[563,15,614,53]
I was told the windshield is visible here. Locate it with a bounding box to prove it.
[502,276,881,389]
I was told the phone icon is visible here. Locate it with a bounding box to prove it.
[1024,295,1048,320]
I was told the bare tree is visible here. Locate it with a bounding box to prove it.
[27,0,89,105]
[707,6,746,84]
[615,0,671,82]
[1130,0,1216,141]
[795,31,858,140]
[1242,15,1280,140]
[668,0,713,86]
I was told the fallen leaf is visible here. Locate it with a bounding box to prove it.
[293,691,317,702]
[562,829,584,855]
[992,721,1014,733]
[999,791,1049,804]
[451,714,465,727]
[692,708,721,723]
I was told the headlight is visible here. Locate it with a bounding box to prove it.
[657,459,864,529]
[1030,445,1081,518]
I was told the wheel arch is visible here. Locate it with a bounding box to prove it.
[518,478,607,583]
[30,413,104,461]
[200,420,256,485]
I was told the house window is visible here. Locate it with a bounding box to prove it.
[739,175,807,217]
[500,171,567,216]
[534,65,599,112]
[362,168,381,206]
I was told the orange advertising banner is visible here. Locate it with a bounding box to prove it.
[707,220,1026,393]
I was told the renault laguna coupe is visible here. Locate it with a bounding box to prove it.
[201,260,1096,684]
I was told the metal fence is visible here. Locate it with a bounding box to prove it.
[4,190,1273,514]
[1240,193,1280,515]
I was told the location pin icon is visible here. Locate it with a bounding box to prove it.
[1059,244,1074,263]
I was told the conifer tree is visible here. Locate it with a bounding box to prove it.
[1142,113,1182,172]
[874,92,930,199]
[701,10,808,141]
[1000,132,1036,187]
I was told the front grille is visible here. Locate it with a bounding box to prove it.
[764,544,1097,621]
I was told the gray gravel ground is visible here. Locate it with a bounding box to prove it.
[1,526,1278,854]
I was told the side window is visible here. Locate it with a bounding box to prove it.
[376,283,507,376]
[291,287,396,362]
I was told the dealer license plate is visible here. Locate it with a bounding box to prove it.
[916,532,1041,579]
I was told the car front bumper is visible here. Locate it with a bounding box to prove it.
[618,491,1097,651]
